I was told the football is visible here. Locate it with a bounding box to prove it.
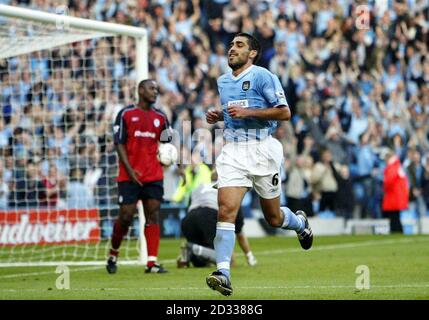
[157,143,178,166]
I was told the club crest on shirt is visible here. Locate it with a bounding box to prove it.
[132,117,139,122]
[242,81,250,91]
[154,118,160,127]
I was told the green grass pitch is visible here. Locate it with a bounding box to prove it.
[0,235,428,300]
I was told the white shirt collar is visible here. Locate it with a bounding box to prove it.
[230,65,255,81]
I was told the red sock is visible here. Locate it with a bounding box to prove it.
[110,219,129,256]
[144,224,160,268]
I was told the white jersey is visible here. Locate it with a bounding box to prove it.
[188,184,219,212]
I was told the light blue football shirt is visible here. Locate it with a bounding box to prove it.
[217,65,288,141]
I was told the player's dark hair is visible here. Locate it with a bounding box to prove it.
[234,32,261,64]
[138,79,154,89]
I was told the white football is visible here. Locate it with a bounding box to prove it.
[157,143,178,166]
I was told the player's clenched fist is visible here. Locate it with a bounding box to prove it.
[227,106,249,119]
[206,109,223,124]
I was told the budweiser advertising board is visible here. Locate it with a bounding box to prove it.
[0,209,101,245]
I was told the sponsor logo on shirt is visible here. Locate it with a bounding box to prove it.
[227,99,249,108]
[132,117,140,122]
[134,131,156,138]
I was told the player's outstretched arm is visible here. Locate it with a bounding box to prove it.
[227,105,291,121]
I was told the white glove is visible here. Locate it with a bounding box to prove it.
[246,251,257,266]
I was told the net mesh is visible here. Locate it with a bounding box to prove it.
[0,13,143,265]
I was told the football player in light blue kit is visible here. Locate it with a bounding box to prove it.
[205,33,313,296]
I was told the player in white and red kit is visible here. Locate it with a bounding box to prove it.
[107,79,171,274]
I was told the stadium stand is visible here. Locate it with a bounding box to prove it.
[1,0,429,229]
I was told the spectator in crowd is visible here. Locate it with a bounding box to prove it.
[82,138,103,196]
[0,0,427,226]
[66,167,95,209]
[390,132,408,162]
[269,41,291,86]
[284,153,313,217]
[353,131,379,218]
[405,148,427,219]
[0,116,10,151]
[41,163,66,208]
[171,0,201,42]
[8,159,46,208]
[346,98,368,146]
[382,149,409,233]
[331,163,354,220]
[0,160,9,209]
[322,124,350,165]
[96,135,118,207]
[310,148,339,216]
[423,154,429,215]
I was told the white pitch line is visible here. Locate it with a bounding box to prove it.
[245,236,429,257]
[161,236,429,264]
[1,237,428,278]
[0,266,103,279]
[0,283,428,293]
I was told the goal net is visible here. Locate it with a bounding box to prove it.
[0,5,148,266]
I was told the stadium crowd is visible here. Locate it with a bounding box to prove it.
[1,0,429,222]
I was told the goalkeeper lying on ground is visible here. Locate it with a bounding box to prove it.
[177,169,257,268]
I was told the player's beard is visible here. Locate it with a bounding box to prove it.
[228,54,248,70]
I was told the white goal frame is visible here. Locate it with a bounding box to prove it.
[0,4,149,267]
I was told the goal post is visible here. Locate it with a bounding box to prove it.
[0,4,148,78]
[0,4,149,267]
